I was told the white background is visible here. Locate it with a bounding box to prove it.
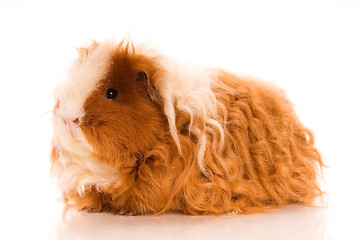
[0,0,360,239]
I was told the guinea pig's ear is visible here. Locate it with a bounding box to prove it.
[136,70,148,82]
[136,70,161,103]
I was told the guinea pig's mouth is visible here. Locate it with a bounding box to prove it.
[63,117,80,140]
[53,114,83,143]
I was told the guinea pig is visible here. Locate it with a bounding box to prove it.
[51,40,323,215]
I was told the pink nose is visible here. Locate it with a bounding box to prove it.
[72,118,79,125]
[65,118,79,139]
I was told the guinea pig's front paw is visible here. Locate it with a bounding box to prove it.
[63,188,109,214]
[80,206,101,213]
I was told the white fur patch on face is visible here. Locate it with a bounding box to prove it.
[54,40,114,130]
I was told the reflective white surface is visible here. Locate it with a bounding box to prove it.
[53,205,325,240]
[0,0,360,239]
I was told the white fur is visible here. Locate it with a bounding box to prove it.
[155,56,224,175]
[54,40,114,125]
[51,148,119,195]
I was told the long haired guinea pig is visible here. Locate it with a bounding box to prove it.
[51,40,323,215]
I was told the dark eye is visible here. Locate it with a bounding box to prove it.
[106,88,118,100]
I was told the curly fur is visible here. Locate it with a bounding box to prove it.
[51,40,323,215]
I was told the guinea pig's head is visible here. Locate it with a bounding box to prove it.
[52,41,167,167]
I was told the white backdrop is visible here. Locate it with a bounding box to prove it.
[0,0,360,239]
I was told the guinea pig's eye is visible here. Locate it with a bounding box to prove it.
[105,88,119,100]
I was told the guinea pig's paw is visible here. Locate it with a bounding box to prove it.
[116,209,141,216]
[80,206,99,213]
[78,202,106,213]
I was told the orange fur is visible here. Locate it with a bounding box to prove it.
[51,42,323,215]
